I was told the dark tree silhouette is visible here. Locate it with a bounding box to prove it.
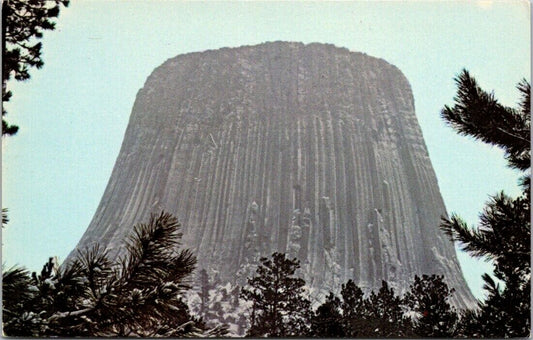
[321,279,415,338]
[440,70,530,338]
[441,70,530,170]
[2,0,69,136]
[241,262,465,338]
[339,279,366,337]
[361,280,413,337]
[241,252,311,337]
[403,274,458,337]
[310,292,345,337]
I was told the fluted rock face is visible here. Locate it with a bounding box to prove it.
[71,42,474,307]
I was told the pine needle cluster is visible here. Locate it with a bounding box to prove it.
[2,0,70,135]
[2,211,228,337]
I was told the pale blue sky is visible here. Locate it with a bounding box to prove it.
[2,0,530,300]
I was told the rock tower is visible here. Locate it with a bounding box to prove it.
[69,42,474,308]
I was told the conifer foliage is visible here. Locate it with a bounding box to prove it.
[2,0,69,136]
[441,70,530,170]
[440,70,530,338]
[241,252,312,337]
[310,292,344,337]
[403,274,458,337]
[335,279,413,337]
[308,275,464,337]
[2,212,227,337]
[362,280,412,337]
[240,256,463,338]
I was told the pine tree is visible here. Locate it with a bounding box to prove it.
[403,274,458,337]
[2,211,228,337]
[2,0,69,136]
[336,279,414,337]
[339,279,365,336]
[440,70,530,338]
[362,280,412,337]
[310,292,345,337]
[241,252,311,337]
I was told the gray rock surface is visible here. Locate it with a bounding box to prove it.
[69,42,474,308]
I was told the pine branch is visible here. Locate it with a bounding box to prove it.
[517,80,530,116]
[495,127,531,144]
[48,307,93,322]
[439,214,498,260]
[441,69,530,170]
[2,207,9,226]
[119,211,183,288]
[3,211,204,337]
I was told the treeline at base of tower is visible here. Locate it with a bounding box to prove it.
[2,210,530,338]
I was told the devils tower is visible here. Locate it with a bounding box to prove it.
[69,42,474,308]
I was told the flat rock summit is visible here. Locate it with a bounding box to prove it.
[70,42,474,308]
